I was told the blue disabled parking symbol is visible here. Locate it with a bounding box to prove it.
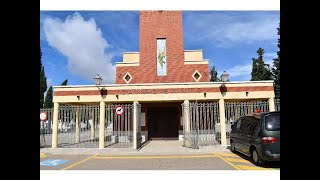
[40,159,68,166]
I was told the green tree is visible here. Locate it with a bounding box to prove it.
[251,48,272,81]
[210,65,219,82]
[44,86,53,108]
[61,79,68,86]
[272,22,280,97]
[40,47,47,108]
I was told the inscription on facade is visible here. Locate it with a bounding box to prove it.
[120,88,203,95]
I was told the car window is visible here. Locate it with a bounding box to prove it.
[236,117,243,130]
[240,117,251,133]
[248,117,259,136]
[265,113,280,131]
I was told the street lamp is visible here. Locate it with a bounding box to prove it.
[220,71,229,82]
[264,64,270,71]
[220,71,229,95]
[93,74,104,96]
[94,74,102,85]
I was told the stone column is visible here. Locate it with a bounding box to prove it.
[219,99,227,146]
[75,108,80,143]
[52,102,59,148]
[99,101,106,149]
[183,100,193,147]
[91,109,95,140]
[268,97,275,112]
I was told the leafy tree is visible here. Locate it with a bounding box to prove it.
[251,48,272,81]
[272,22,280,97]
[40,46,47,108]
[210,65,219,82]
[61,79,68,86]
[44,86,53,108]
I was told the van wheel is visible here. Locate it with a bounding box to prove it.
[230,141,235,152]
[252,149,264,166]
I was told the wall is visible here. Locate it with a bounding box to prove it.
[184,50,203,61]
[123,53,139,63]
[53,81,275,103]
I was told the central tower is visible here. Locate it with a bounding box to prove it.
[115,11,209,84]
[139,11,185,82]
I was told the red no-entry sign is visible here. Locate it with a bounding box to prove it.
[40,112,48,121]
[114,106,124,116]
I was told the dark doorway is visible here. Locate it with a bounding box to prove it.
[148,107,178,139]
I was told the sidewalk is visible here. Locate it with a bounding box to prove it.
[40,140,230,156]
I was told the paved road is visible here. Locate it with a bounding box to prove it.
[40,152,280,170]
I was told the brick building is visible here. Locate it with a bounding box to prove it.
[50,11,275,149]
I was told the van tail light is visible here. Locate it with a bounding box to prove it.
[261,137,277,143]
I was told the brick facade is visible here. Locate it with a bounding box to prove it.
[116,11,210,84]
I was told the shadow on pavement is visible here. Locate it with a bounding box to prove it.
[228,149,280,168]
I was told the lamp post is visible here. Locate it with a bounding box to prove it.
[93,74,104,96]
[220,71,229,95]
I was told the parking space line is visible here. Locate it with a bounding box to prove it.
[214,152,276,170]
[216,153,239,157]
[94,154,216,159]
[213,152,241,170]
[237,165,272,170]
[61,154,97,170]
[40,153,46,159]
[225,157,251,163]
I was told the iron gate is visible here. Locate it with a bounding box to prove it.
[182,102,220,149]
[224,101,269,144]
[104,104,134,148]
[40,108,53,148]
[57,105,100,148]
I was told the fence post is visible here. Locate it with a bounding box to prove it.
[52,102,59,148]
[133,101,138,149]
[219,99,227,146]
[268,98,275,112]
[91,109,95,140]
[75,108,80,143]
[99,101,106,149]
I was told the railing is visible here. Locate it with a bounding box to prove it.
[275,98,280,111]
[57,105,100,148]
[182,102,220,149]
[104,104,134,148]
[40,103,141,149]
[40,108,53,148]
[223,100,269,145]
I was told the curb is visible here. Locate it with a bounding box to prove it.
[40,147,230,156]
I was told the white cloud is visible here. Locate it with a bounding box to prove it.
[210,19,278,47]
[219,52,276,81]
[43,12,115,84]
[184,12,279,47]
[222,64,252,78]
[264,52,277,58]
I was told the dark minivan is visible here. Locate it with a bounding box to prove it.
[230,111,280,165]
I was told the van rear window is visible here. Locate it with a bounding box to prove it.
[265,113,280,131]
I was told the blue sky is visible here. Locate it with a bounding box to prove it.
[40,11,279,87]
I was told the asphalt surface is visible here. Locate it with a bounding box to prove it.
[40,152,280,170]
